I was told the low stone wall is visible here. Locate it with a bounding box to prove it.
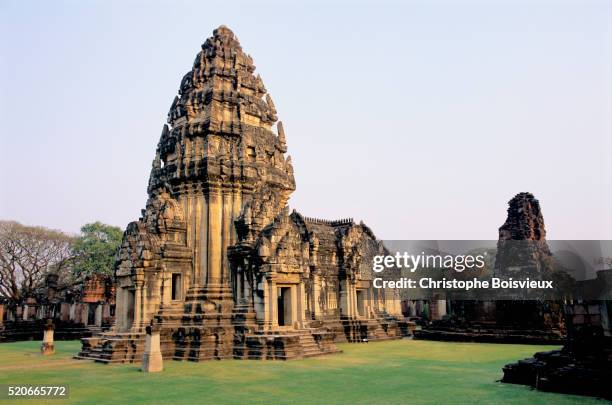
[0,320,97,342]
[414,325,564,345]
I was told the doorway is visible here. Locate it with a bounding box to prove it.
[87,303,96,325]
[277,286,292,327]
[356,290,365,317]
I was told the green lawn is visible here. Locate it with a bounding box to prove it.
[0,340,603,404]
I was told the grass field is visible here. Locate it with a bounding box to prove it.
[0,340,603,404]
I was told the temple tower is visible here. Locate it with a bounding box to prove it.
[494,192,552,278]
[497,192,547,242]
[155,25,294,302]
[494,192,560,328]
[77,26,404,363]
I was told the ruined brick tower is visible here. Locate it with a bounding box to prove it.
[494,192,562,329]
[498,192,547,243]
[494,192,553,279]
[77,26,404,363]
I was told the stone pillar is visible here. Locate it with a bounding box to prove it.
[141,322,163,373]
[231,186,242,245]
[392,295,402,316]
[103,304,111,322]
[236,270,243,302]
[144,274,161,325]
[22,304,28,320]
[114,289,124,331]
[290,285,298,328]
[69,304,76,322]
[162,272,172,307]
[185,192,197,286]
[437,300,447,318]
[81,304,88,325]
[207,187,222,286]
[261,278,270,329]
[430,299,447,321]
[313,275,321,319]
[95,304,103,326]
[349,282,357,318]
[60,303,69,322]
[133,280,144,330]
[41,320,55,355]
[363,289,370,318]
[198,192,208,288]
[339,279,350,318]
[221,189,231,284]
[270,278,278,329]
[298,282,306,327]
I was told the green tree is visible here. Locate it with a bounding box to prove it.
[73,222,123,277]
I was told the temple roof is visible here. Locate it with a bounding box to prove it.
[167,25,277,131]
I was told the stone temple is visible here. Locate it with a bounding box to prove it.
[78,26,404,363]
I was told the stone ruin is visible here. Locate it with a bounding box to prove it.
[40,319,55,356]
[492,192,564,331]
[0,273,114,343]
[77,26,405,363]
[414,192,565,344]
[494,192,554,281]
[502,272,612,399]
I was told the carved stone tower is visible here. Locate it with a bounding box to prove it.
[157,25,294,303]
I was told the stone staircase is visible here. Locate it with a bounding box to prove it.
[340,317,403,342]
[295,328,340,357]
[296,329,322,357]
[234,328,341,360]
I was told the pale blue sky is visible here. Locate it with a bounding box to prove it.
[1,0,611,240]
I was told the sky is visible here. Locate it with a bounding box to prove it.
[0,0,611,240]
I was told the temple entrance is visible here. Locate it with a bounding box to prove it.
[277,286,292,327]
[87,303,96,325]
[356,289,365,317]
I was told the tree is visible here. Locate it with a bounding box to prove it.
[72,222,123,278]
[0,221,75,302]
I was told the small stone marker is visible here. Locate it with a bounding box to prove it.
[41,319,55,355]
[141,321,163,372]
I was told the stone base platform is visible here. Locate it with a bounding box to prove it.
[76,306,408,364]
[76,327,341,363]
